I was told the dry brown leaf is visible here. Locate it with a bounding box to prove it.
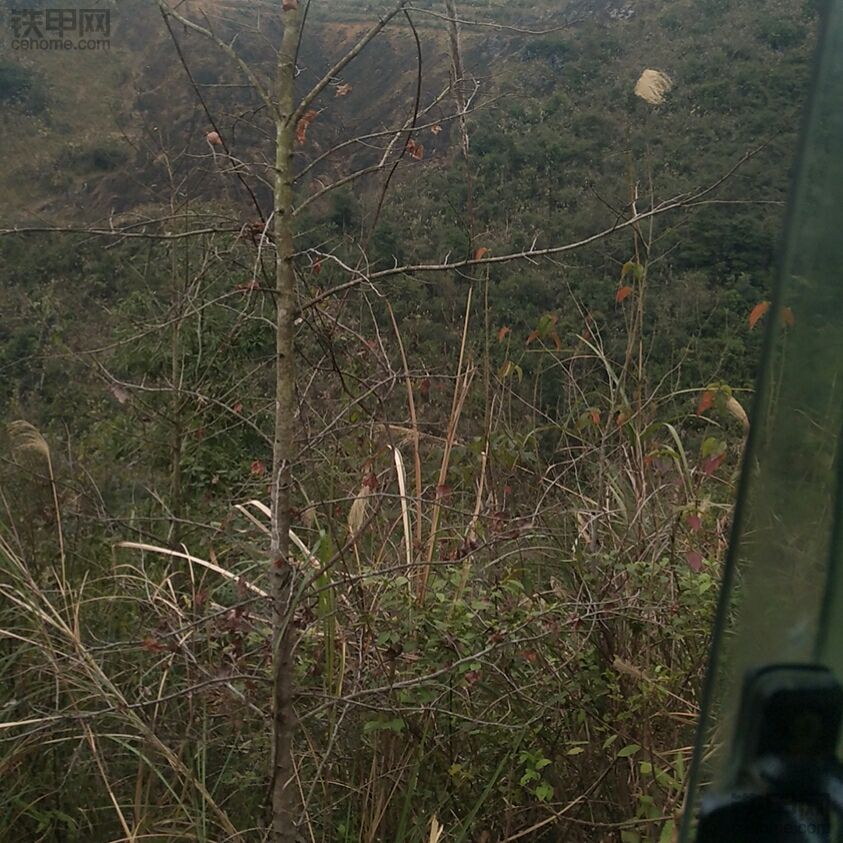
[109,384,130,405]
[406,139,424,160]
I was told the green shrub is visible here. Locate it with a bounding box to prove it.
[0,60,47,113]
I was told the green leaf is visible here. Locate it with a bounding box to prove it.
[621,260,644,283]
[659,820,676,843]
[519,769,539,786]
[363,717,405,735]
[617,743,641,758]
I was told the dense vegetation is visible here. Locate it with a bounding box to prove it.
[0,0,817,840]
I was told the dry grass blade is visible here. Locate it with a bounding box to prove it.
[391,445,413,579]
[347,481,372,538]
[429,814,445,843]
[7,420,66,582]
[117,541,268,597]
[725,394,750,433]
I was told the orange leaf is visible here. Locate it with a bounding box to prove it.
[697,390,715,415]
[781,306,795,327]
[296,109,318,145]
[206,130,222,146]
[526,330,539,345]
[282,0,298,10]
[497,326,511,343]
[431,124,443,135]
[615,285,633,304]
[335,83,352,97]
[473,247,489,261]
[589,408,601,426]
[748,300,770,330]
[250,459,267,477]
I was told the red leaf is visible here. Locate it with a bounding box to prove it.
[526,330,539,345]
[615,285,633,303]
[296,109,318,145]
[435,484,451,501]
[520,649,539,664]
[142,636,167,653]
[206,130,222,146]
[418,378,431,400]
[551,331,562,351]
[589,408,601,426]
[313,258,323,275]
[685,550,704,573]
[781,306,795,327]
[701,453,726,476]
[748,300,770,330]
[497,326,511,343]
[232,402,243,414]
[250,459,267,477]
[697,390,715,415]
[686,514,702,532]
[473,246,489,261]
[282,0,298,10]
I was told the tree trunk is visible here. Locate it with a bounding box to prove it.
[271,5,302,841]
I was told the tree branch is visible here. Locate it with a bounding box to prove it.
[157,0,277,118]
[291,0,409,127]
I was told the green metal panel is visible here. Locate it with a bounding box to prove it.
[681,0,843,837]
